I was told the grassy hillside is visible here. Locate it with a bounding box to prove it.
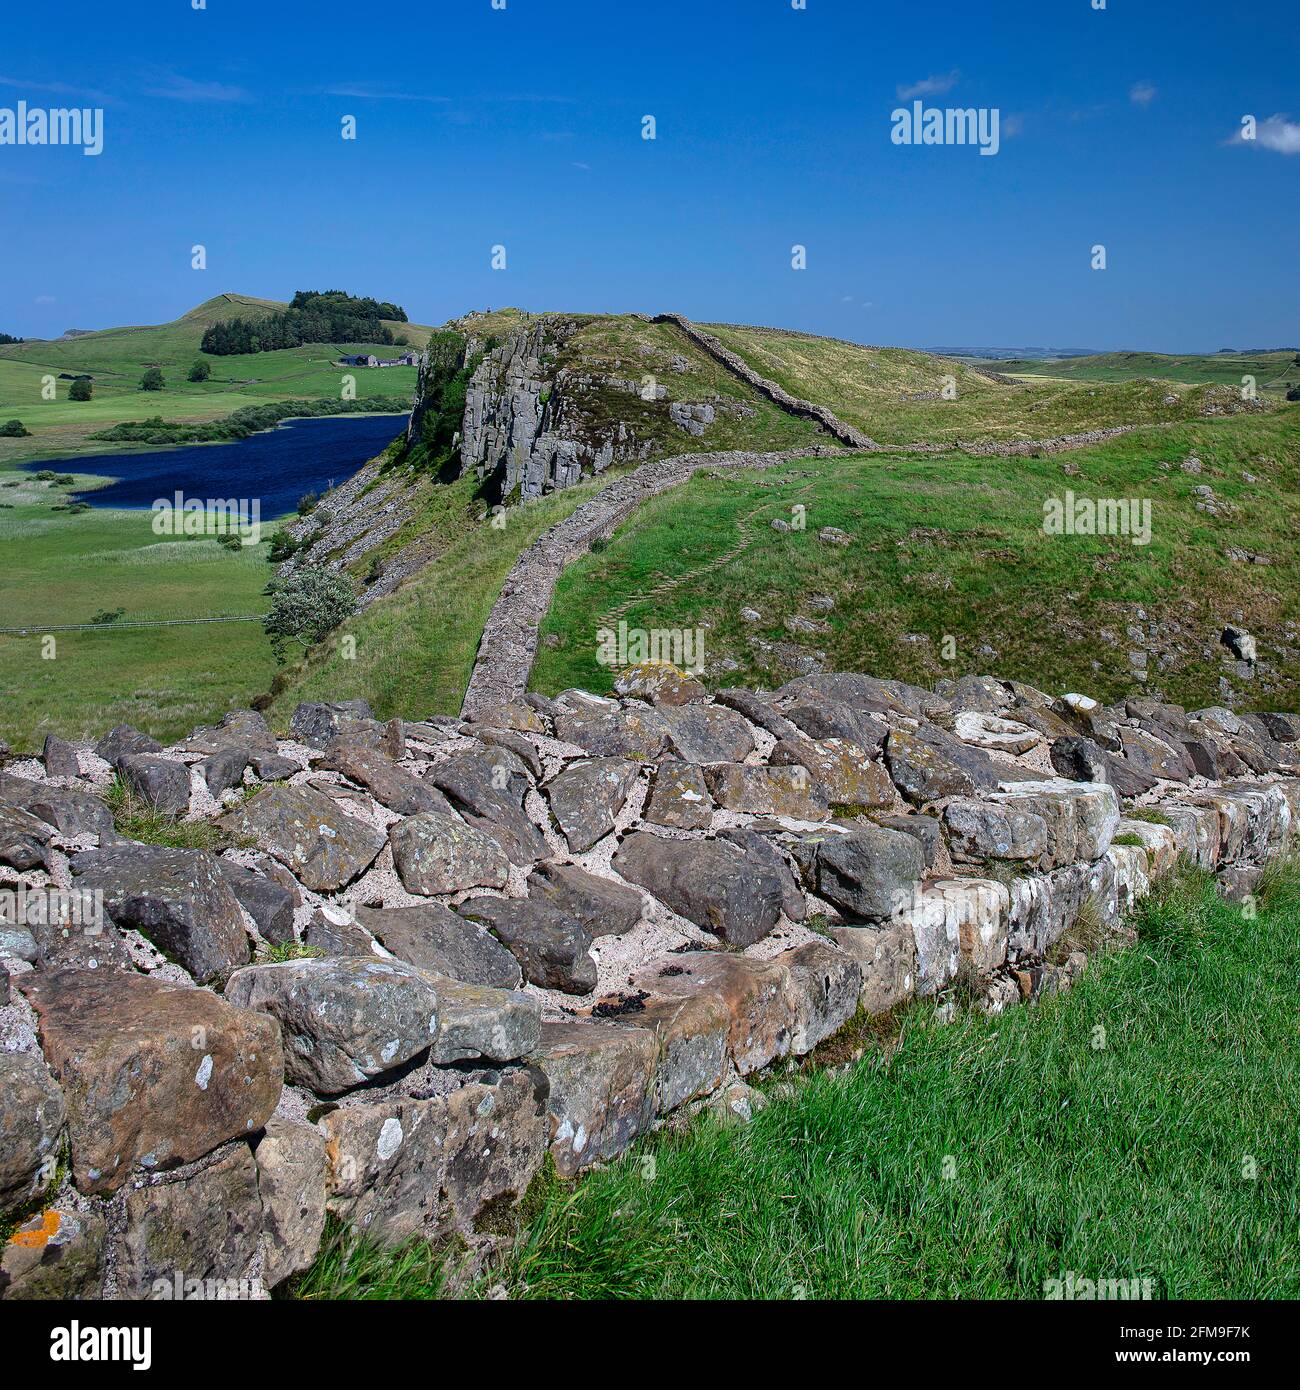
[532,406,1300,711]
[301,863,1300,1299]
[702,323,1268,446]
[264,472,609,727]
[993,349,1300,395]
[0,292,431,466]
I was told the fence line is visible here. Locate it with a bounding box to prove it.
[0,615,268,635]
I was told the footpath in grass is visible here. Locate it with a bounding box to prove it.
[295,863,1300,1300]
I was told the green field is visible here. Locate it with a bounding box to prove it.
[0,293,427,467]
[0,466,283,750]
[702,323,1271,446]
[532,406,1300,711]
[295,862,1300,1300]
[991,349,1300,395]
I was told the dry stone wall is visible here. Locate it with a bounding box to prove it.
[2,668,1298,1298]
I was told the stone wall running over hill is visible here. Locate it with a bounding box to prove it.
[2,667,1297,1297]
[652,313,880,450]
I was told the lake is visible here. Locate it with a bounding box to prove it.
[26,414,409,518]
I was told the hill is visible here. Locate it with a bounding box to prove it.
[990,349,1300,395]
[700,323,1267,446]
[0,291,432,467]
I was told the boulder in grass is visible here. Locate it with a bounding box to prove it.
[116,754,192,816]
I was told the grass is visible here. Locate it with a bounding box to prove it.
[0,465,283,752]
[992,349,1300,396]
[530,406,1300,710]
[102,777,248,851]
[703,322,1272,446]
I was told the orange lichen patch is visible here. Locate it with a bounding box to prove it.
[9,1209,62,1248]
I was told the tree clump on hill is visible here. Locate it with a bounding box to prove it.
[1,418,31,436]
[264,565,356,659]
[140,367,165,391]
[187,360,211,382]
[68,377,93,401]
[200,290,408,356]
[0,332,24,345]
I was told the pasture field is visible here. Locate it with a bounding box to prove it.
[531,406,1300,711]
[0,465,281,750]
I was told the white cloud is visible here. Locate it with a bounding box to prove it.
[144,73,250,103]
[1130,81,1157,107]
[0,74,116,104]
[1227,113,1300,154]
[897,70,960,101]
[322,85,449,103]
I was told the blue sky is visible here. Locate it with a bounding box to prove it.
[1,0,1296,350]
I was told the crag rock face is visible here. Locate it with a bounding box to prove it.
[457,319,663,502]
[1,662,1297,1299]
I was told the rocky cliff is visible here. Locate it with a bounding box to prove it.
[2,665,1298,1297]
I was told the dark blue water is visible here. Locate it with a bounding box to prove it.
[25,414,408,517]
